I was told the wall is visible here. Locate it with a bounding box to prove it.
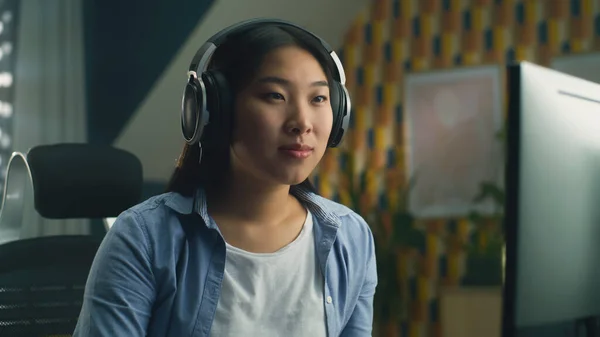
[112,0,370,191]
[83,0,214,146]
[324,0,600,335]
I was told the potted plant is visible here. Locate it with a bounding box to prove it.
[462,125,507,286]
[462,181,505,286]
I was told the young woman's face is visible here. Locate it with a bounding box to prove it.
[230,46,333,186]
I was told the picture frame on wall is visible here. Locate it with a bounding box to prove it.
[404,65,504,219]
[551,52,600,85]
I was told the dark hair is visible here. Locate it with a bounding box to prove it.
[166,24,335,196]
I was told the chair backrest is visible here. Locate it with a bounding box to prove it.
[0,143,143,336]
[0,235,102,336]
[27,143,143,219]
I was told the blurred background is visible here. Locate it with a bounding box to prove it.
[3,0,600,336]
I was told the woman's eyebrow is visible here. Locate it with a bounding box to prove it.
[257,76,328,87]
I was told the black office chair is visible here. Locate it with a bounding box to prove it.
[0,143,143,337]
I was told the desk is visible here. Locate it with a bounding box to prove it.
[439,287,503,337]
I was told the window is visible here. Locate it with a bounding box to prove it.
[0,0,17,195]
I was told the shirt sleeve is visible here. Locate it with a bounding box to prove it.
[340,223,378,337]
[73,209,156,336]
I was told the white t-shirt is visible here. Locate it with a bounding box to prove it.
[210,210,327,337]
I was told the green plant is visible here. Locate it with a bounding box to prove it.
[462,125,507,285]
[468,181,505,235]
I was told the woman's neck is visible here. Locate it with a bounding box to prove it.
[206,173,298,227]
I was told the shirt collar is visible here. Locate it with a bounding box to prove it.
[164,185,342,229]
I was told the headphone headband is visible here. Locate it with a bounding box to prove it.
[187,18,346,85]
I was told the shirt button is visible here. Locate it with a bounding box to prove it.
[326,296,333,304]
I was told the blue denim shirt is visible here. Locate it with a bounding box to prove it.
[73,186,377,336]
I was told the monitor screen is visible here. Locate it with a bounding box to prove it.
[503,62,600,336]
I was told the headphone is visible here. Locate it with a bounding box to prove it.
[181,18,352,157]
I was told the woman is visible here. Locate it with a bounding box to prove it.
[74,19,377,337]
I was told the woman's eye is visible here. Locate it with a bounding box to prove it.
[313,95,328,103]
[265,93,285,101]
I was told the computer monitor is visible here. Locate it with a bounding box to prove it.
[503,61,600,337]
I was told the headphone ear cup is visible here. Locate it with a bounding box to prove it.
[181,76,207,145]
[328,82,350,148]
[201,70,233,148]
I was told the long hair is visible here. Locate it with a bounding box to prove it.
[166,24,335,196]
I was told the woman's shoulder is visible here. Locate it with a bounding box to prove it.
[128,191,196,216]
[109,191,197,243]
